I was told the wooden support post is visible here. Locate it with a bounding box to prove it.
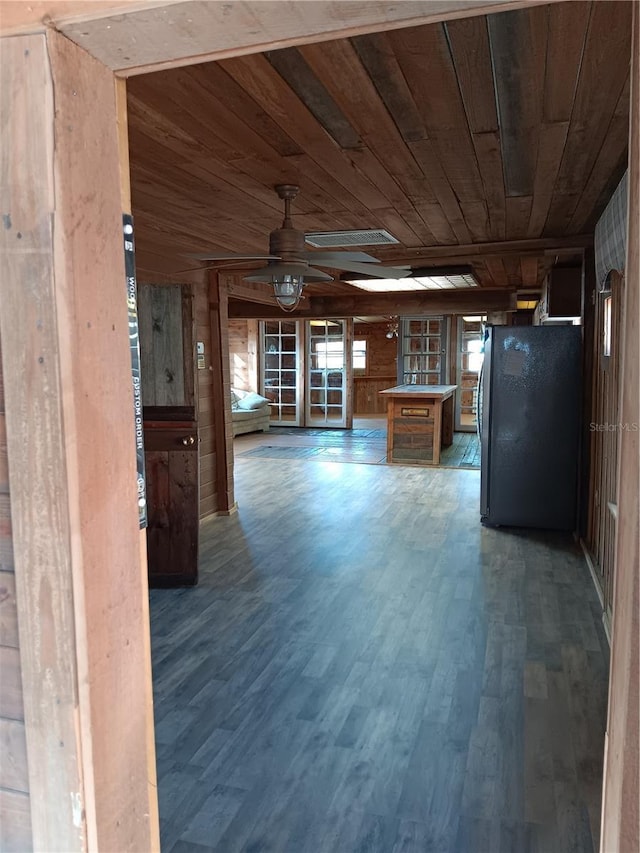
[209,273,234,512]
[0,30,158,851]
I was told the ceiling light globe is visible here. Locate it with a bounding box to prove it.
[273,274,304,311]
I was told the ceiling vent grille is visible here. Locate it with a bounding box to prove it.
[305,229,399,248]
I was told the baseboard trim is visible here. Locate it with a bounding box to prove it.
[580,539,611,646]
[200,502,239,523]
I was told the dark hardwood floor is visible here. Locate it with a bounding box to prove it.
[150,459,608,853]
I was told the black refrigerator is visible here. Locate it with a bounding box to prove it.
[479,325,582,530]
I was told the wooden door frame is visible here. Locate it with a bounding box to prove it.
[0,31,158,851]
[0,1,637,851]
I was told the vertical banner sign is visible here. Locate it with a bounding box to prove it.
[123,214,148,529]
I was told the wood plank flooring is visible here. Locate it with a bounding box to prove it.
[234,426,480,469]
[150,459,608,853]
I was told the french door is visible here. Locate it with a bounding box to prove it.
[400,317,448,385]
[306,320,348,427]
[260,319,301,425]
[258,319,351,428]
[455,316,485,432]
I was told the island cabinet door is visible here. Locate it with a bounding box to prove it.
[138,283,199,587]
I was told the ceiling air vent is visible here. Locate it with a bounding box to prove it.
[304,229,399,248]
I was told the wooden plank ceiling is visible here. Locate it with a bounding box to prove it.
[127,0,631,299]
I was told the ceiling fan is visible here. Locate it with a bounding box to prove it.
[187,184,409,311]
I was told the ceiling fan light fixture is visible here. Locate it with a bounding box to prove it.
[245,259,333,312]
[272,274,305,312]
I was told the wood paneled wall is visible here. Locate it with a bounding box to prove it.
[229,319,258,392]
[353,322,398,414]
[0,344,32,853]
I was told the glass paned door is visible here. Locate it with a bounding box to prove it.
[400,317,447,385]
[306,320,347,427]
[455,316,485,431]
[260,320,300,425]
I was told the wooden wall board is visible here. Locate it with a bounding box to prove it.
[0,719,28,793]
[0,334,28,847]
[0,572,18,649]
[0,646,24,721]
[139,284,187,406]
[0,789,32,853]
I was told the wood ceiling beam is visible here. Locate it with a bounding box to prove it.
[2,0,556,75]
[228,288,515,319]
[372,234,592,265]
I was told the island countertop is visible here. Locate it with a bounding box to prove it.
[379,384,458,398]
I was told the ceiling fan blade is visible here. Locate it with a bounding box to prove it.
[299,251,380,263]
[185,252,280,261]
[326,260,410,279]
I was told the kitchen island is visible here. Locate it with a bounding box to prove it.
[379,384,458,465]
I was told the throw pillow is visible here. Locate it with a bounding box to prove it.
[236,392,269,411]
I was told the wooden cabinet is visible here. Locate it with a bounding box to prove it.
[536,266,582,320]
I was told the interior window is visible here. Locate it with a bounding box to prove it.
[353,339,367,371]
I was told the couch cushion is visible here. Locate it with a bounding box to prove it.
[236,391,270,411]
[232,408,268,423]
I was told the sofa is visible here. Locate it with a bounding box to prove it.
[231,388,271,437]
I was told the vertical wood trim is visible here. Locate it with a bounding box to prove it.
[298,320,306,427]
[209,273,233,512]
[114,77,160,853]
[182,284,196,409]
[600,6,640,851]
[115,77,132,212]
[344,318,354,429]
[247,319,259,392]
[579,249,596,540]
